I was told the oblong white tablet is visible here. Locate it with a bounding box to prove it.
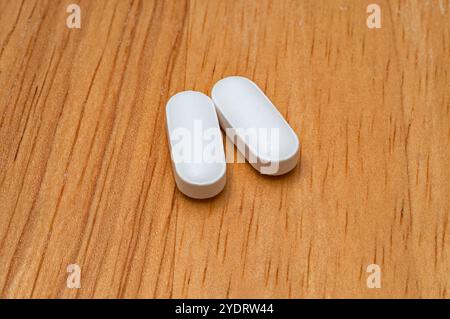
[166,91,226,199]
[211,76,300,175]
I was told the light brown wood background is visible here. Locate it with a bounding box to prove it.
[0,0,449,299]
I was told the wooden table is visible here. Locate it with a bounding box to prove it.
[0,0,448,298]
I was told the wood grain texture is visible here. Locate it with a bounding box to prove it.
[0,0,449,298]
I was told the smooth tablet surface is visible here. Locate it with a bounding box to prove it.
[211,76,300,175]
[166,91,226,199]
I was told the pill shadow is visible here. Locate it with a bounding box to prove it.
[174,148,303,204]
[177,187,228,204]
[247,147,303,182]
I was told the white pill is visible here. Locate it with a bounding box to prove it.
[166,91,226,199]
[211,76,300,175]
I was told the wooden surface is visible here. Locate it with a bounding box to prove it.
[0,0,449,299]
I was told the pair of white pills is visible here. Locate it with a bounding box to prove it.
[166,76,300,199]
